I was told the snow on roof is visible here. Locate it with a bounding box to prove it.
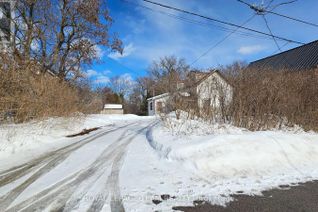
[147,93,170,101]
[104,104,123,109]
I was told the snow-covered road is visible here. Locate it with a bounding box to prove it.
[0,119,155,211]
[1,115,318,212]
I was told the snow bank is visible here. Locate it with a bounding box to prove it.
[150,118,318,201]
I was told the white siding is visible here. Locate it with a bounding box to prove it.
[196,72,233,109]
[147,94,170,116]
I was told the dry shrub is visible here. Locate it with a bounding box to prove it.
[230,68,318,131]
[158,65,317,132]
[75,80,103,114]
[0,56,102,123]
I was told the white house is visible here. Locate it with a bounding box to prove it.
[195,70,233,110]
[147,70,233,116]
[147,93,170,116]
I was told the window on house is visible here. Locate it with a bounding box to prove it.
[150,102,153,111]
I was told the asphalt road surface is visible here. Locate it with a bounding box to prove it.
[173,180,318,212]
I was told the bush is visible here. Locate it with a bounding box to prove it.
[162,66,318,132]
[230,68,318,131]
[0,56,102,123]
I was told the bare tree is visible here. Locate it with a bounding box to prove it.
[148,56,190,95]
[12,0,122,80]
[109,74,135,99]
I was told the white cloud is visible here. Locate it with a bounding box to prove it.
[95,75,110,84]
[120,0,227,66]
[238,45,266,55]
[112,73,135,87]
[120,73,134,83]
[84,70,135,86]
[85,69,98,77]
[93,45,105,59]
[125,16,146,34]
[85,69,111,84]
[102,69,112,75]
[120,0,288,68]
[108,43,135,60]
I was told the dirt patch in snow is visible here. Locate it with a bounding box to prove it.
[66,127,100,137]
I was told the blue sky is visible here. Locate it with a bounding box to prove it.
[87,0,318,85]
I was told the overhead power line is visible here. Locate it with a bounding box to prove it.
[123,0,271,41]
[190,15,256,66]
[142,0,305,45]
[190,0,278,65]
[237,0,318,28]
[237,0,308,67]
[268,0,298,11]
[267,10,318,27]
[271,41,291,54]
[262,15,282,52]
[123,0,269,66]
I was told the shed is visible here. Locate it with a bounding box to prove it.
[101,104,124,115]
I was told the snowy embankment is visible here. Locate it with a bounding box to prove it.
[0,114,146,170]
[149,117,318,203]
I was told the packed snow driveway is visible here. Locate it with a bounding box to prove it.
[2,115,318,211]
[0,119,154,212]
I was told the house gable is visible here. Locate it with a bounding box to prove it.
[196,71,233,109]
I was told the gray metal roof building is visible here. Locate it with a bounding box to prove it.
[249,40,318,70]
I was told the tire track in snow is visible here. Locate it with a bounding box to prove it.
[108,150,127,212]
[145,121,172,158]
[87,124,151,212]
[5,172,79,212]
[60,132,132,212]
[0,123,133,186]
[0,123,135,211]
[87,143,128,212]
[5,129,131,212]
[0,128,108,180]
[4,121,153,212]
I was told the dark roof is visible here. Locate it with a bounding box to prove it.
[249,40,318,71]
